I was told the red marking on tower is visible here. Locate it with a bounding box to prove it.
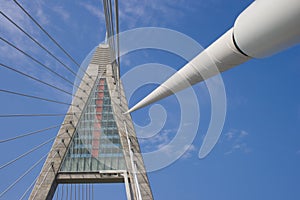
[92,79,105,158]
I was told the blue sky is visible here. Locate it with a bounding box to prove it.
[0,0,300,199]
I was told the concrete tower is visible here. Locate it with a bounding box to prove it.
[29,44,153,200]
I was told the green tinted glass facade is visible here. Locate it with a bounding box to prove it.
[60,78,126,172]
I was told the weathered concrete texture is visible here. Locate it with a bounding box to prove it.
[107,64,153,200]
[29,44,153,200]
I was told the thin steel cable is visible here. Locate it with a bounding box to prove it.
[86,184,88,200]
[0,137,55,170]
[108,0,115,51]
[78,184,81,200]
[70,184,72,200]
[89,184,91,200]
[0,62,82,99]
[70,183,73,200]
[0,37,87,93]
[108,0,116,60]
[0,10,91,87]
[31,163,53,200]
[0,124,63,143]
[0,89,72,106]
[56,183,60,200]
[18,175,38,200]
[103,0,113,78]
[109,0,116,48]
[13,0,79,67]
[74,184,77,200]
[115,0,120,68]
[82,184,84,200]
[0,113,71,118]
[0,152,48,198]
[84,184,85,200]
[78,184,80,200]
[108,1,117,72]
[13,0,93,80]
[66,184,69,200]
[31,150,59,200]
[24,142,61,200]
[103,0,119,82]
[86,183,90,200]
[92,184,94,200]
[114,0,121,102]
[31,143,62,200]
[61,184,64,200]
[103,0,113,45]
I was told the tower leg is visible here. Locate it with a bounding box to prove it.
[123,171,132,200]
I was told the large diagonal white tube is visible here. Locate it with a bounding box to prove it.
[127,0,300,113]
[127,28,249,113]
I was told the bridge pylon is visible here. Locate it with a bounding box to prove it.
[29,43,153,200]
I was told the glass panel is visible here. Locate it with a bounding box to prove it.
[60,78,126,172]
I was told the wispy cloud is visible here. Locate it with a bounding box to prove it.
[118,0,201,28]
[222,129,251,155]
[51,6,70,22]
[0,1,76,103]
[153,143,197,161]
[79,2,104,20]
[181,144,197,159]
[148,128,175,144]
[35,6,49,25]
[140,128,176,151]
[0,1,34,43]
[0,1,45,78]
[228,95,249,110]
[139,127,197,160]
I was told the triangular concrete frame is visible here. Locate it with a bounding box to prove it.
[29,44,153,200]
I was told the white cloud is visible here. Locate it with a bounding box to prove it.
[0,1,33,39]
[224,131,235,141]
[35,6,49,25]
[118,0,200,28]
[0,1,77,104]
[0,2,43,74]
[140,128,177,151]
[52,6,70,22]
[222,129,252,155]
[25,1,49,26]
[239,130,249,138]
[139,127,198,160]
[154,143,197,161]
[0,1,53,63]
[152,128,175,145]
[181,144,197,159]
[79,2,104,20]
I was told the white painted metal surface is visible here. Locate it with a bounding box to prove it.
[124,121,143,200]
[123,171,132,200]
[127,28,249,113]
[234,0,300,58]
[127,0,300,113]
